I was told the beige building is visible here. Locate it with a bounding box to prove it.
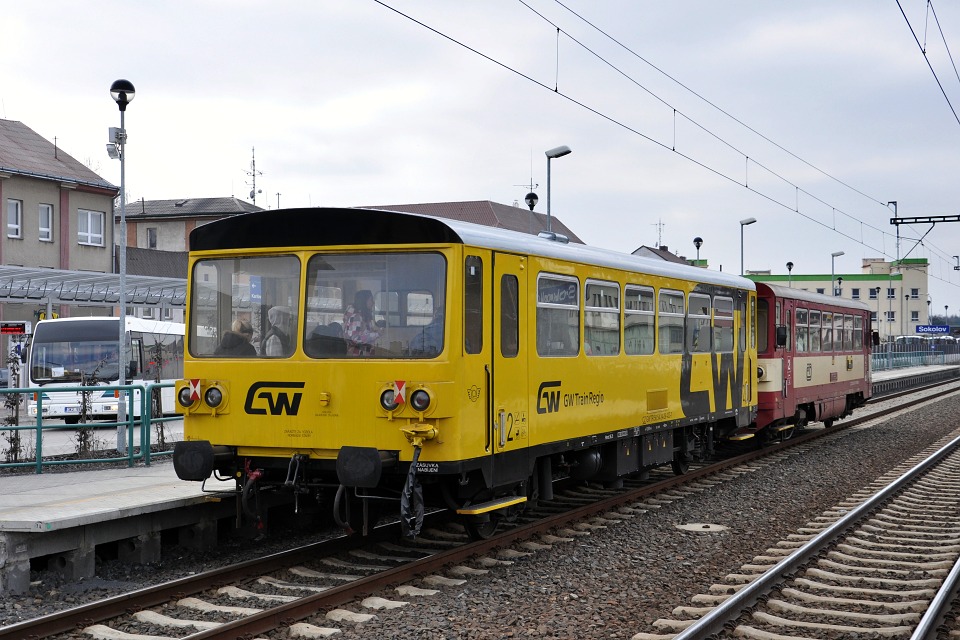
[748,257,930,342]
[0,120,120,334]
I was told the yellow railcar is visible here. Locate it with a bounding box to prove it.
[173,208,757,538]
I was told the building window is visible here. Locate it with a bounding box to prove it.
[39,203,54,242]
[885,310,895,322]
[887,288,895,299]
[910,288,919,300]
[911,310,919,322]
[7,199,22,238]
[146,227,157,249]
[851,288,860,300]
[77,209,105,246]
[869,288,878,300]
[870,311,877,323]
[815,288,825,295]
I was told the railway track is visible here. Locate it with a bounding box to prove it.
[3,378,959,640]
[636,426,960,640]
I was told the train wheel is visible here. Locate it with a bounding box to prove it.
[671,452,691,475]
[464,514,499,540]
[822,418,834,428]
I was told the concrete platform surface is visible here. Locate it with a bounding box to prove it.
[872,363,959,382]
[0,462,234,533]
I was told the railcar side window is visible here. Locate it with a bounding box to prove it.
[757,299,769,353]
[500,275,519,358]
[821,311,833,351]
[843,314,854,350]
[624,285,655,355]
[809,310,821,352]
[795,308,808,352]
[190,255,300,358]
[687,293,711,353]
[834,314,843,351]
[714,296,734,352]
[464,256,483,354]
[658,290,685,354]
[536,274,579,357]
[300,252,447,359]
[584,280,620,356]
[853,315,863,349]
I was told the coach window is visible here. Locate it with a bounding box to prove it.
[757,299,769,353]
[624,285,655,355]
[834,313,844,351]
[843,314,854,350]
[500,275,519,358]
[658,289,685,354]
[809,310,821,352]
[714,296,734,352]
[687,293,711,353]
[537,274,579,356]
[584,280,619,356]
[464,256,483,354]
[821,311,833,351]
[795,308,808,352]
[853,315,864,349]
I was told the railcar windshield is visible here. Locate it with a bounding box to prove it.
[188,252,447,359]
[304,252,446,359]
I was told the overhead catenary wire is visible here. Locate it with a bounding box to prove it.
[372,0,960,289]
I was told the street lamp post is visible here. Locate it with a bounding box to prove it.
[545,145,572,234]
[786,261,794,288]
[902,293,909,337]
[739,217,756,275]
[110,79,134,452]
[830,251,844,296]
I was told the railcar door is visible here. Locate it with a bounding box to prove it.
[780,298,794,414]
[490,252,529,486]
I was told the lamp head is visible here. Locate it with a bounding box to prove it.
[739,217,757,226]
[786,261,793,272]
[524,192,538,211]
[693,236,703,250]
[831,250,845,258]
[545,145,572,159]
[110,79,136,112]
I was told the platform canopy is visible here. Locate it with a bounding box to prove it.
[0,265,185,307]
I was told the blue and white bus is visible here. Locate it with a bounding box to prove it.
[27,316,185,423]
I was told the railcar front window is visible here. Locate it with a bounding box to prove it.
[304,252,446,359]
[757,299,769,353]
[190,255,301,358]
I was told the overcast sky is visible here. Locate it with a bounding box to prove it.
[4,1,960,315]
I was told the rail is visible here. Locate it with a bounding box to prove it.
[0,382,177,473]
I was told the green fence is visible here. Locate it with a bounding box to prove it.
[0,382,178,473]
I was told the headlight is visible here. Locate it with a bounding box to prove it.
[204,387,223,409]
[757,366,765,380]
[410,389,430,412]
[380,389,399,411]
[178,387,195,407]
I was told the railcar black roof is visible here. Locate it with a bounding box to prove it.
[190,207,754,291]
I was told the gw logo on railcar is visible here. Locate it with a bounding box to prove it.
[244,381,306,415]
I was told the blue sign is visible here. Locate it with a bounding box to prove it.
[250,276,262,303]
[916,325,949,334]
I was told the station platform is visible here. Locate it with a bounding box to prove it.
[0,462,237,594]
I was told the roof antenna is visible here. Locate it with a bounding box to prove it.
[244,146,263,206]
[652,218,665,246]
